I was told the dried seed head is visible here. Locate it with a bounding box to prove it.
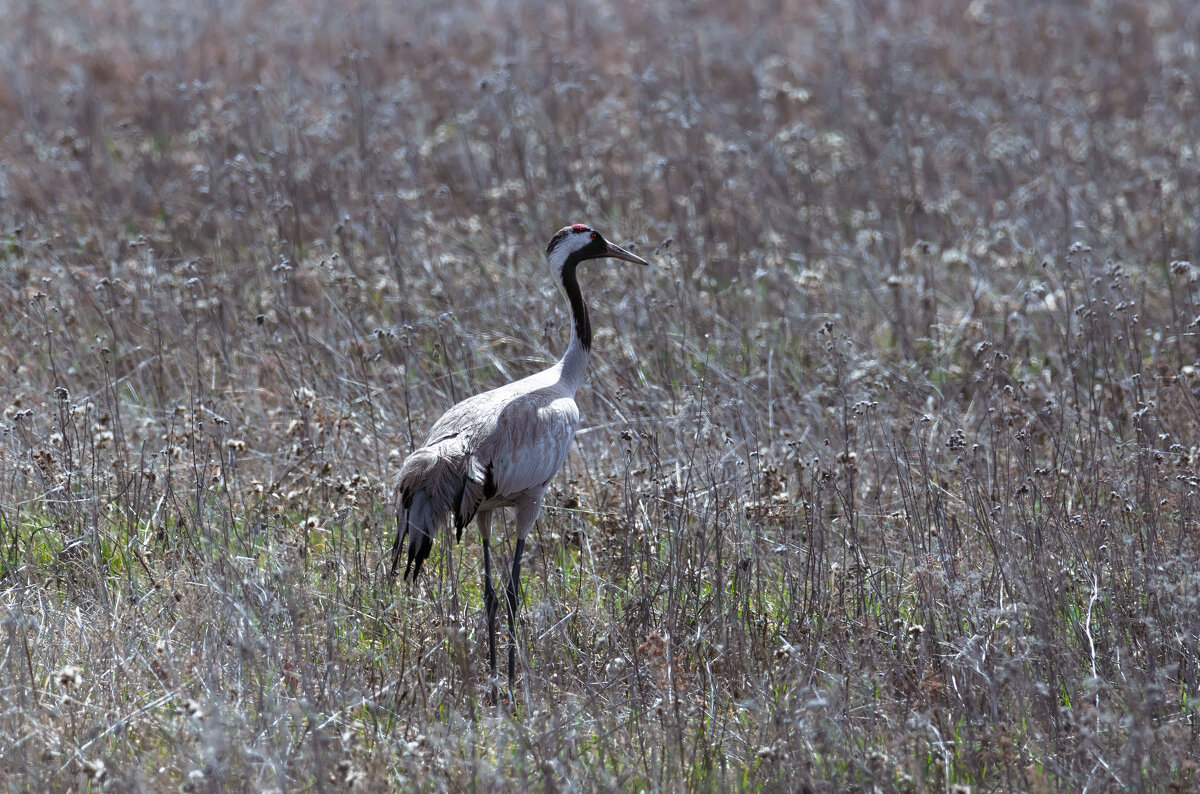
[82,758,106,781]
[56,665,83,688]
[293,386,316,408]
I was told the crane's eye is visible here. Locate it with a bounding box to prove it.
[590,232,598,241]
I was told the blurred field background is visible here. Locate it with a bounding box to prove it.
[2,0,1200,790]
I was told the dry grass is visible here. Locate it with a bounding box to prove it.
[2,0,1200,790]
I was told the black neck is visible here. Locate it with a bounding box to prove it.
[561,258,592,351]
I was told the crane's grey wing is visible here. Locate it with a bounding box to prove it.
[422,389,501,445]
[455,388,580,525]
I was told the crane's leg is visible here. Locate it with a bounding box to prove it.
[505,535,525,687]
[505,496,542,687]
[478,513,499,679]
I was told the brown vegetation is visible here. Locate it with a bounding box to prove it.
[2,0,1200,790]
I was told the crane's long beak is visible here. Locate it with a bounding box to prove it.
[604,240,649,266]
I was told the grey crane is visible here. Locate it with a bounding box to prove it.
[390,223,648,684]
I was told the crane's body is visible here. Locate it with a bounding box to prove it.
[391,224,647,684]
[394,363,581,574]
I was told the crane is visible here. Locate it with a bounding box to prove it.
[390,223,648,685]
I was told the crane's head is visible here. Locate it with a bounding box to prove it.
[545,224,648,274]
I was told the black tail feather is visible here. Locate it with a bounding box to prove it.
[389,510,409,580]
[389,444,469,583]
[409,532,432,579]
[390,505,435,582]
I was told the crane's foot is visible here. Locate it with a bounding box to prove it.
[483,671,501,706]
[481,672,523,709]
